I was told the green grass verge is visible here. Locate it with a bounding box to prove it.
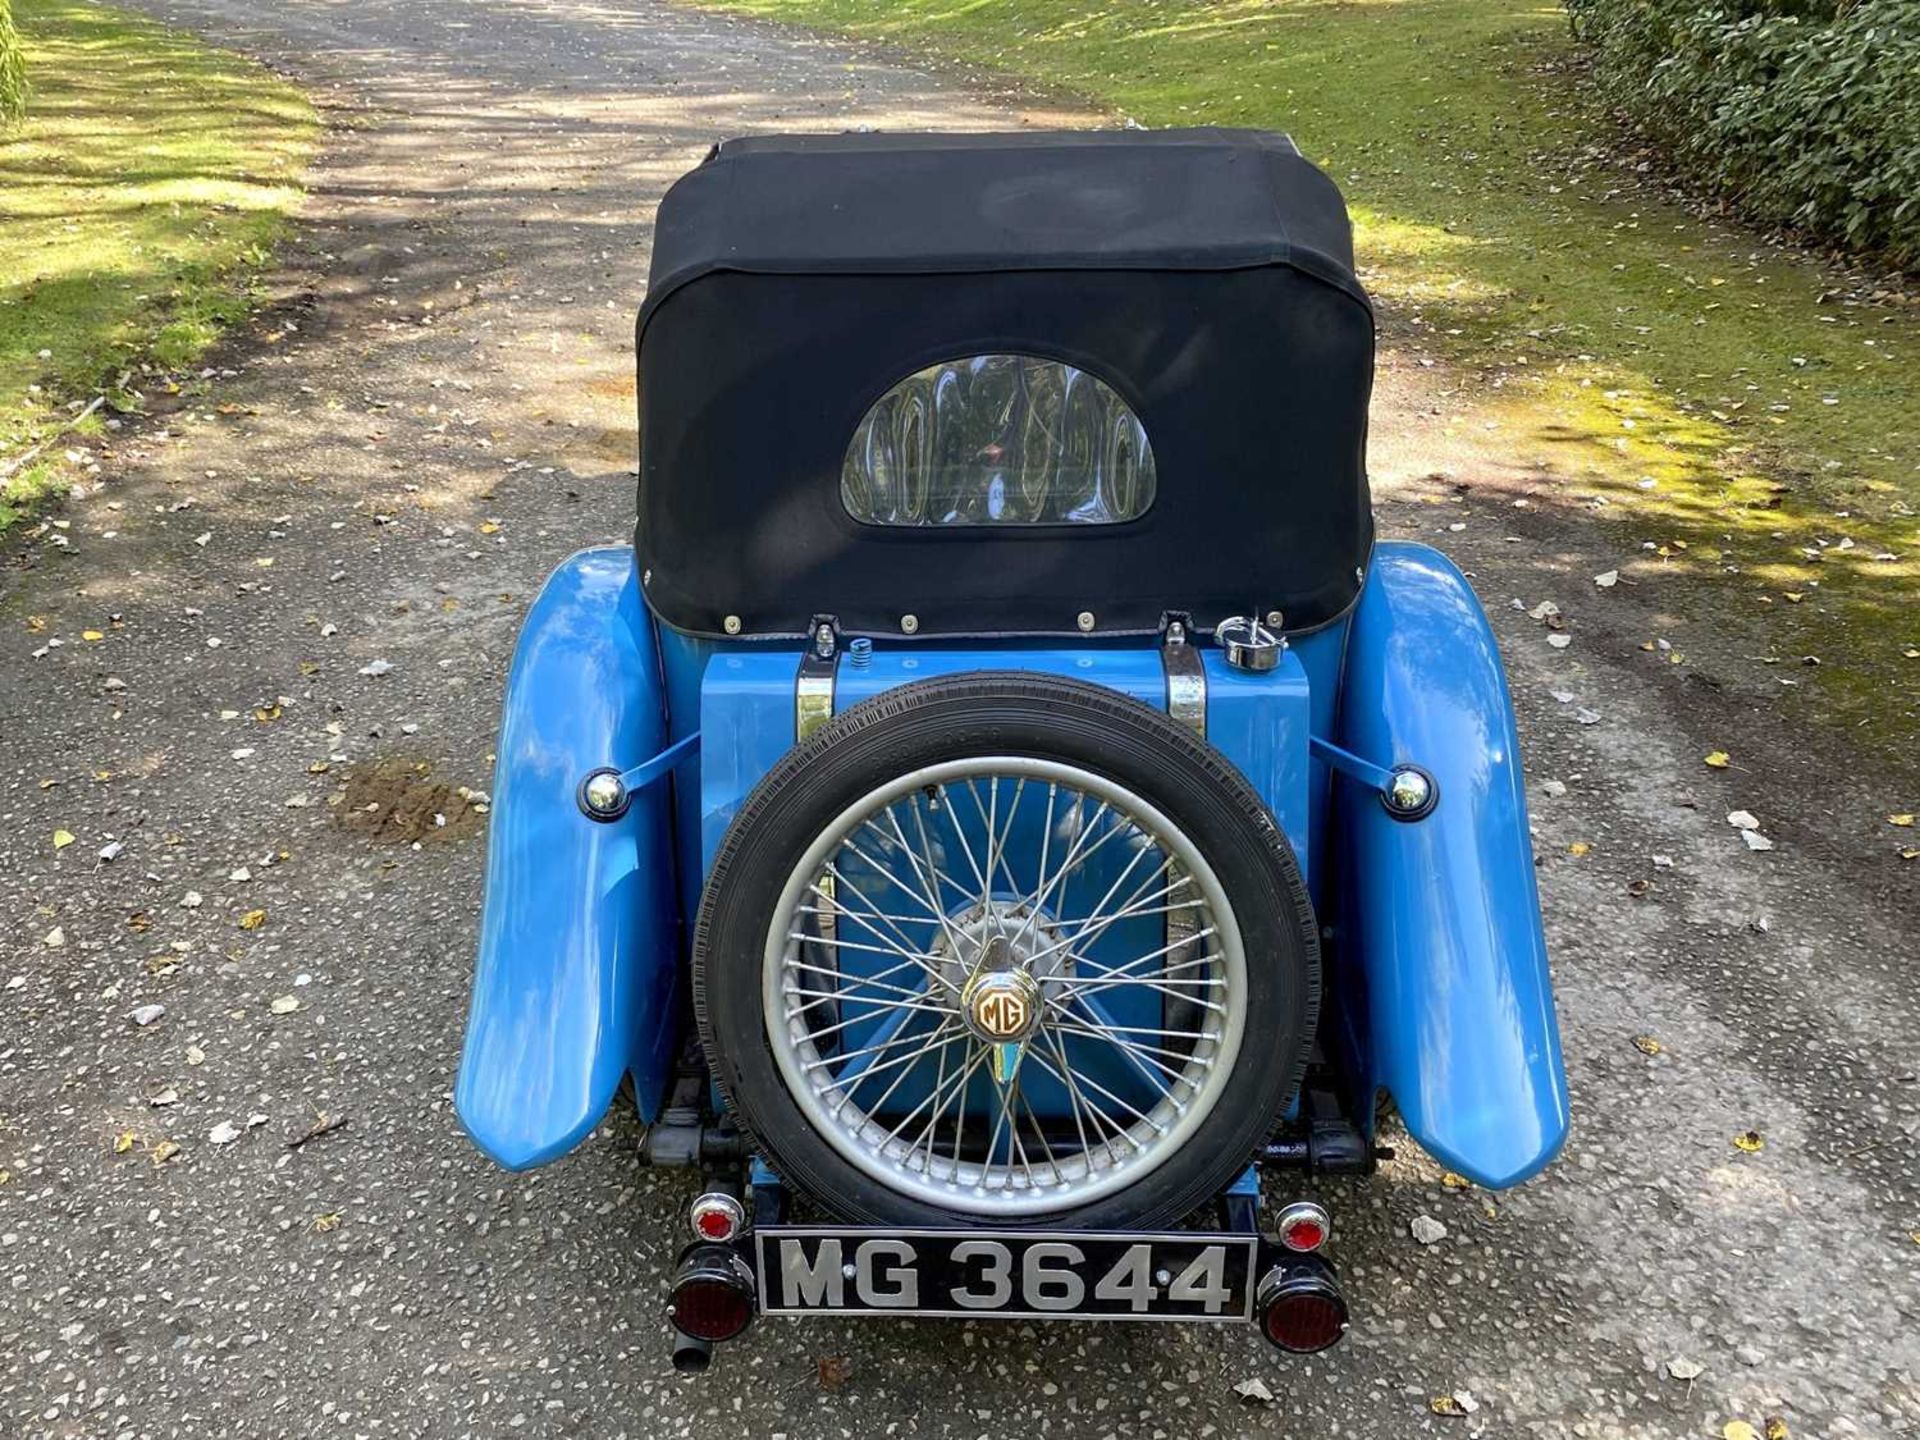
[0,0,317,530]
[693,0,1919,749]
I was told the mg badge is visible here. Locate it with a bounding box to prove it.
[963,968,1042,1046]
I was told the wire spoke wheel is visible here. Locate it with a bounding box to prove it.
[765,757,1244,1215]
[695,674,1317,1229]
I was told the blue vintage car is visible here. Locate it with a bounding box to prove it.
[455,128,1568,1369]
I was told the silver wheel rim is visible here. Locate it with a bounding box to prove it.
[762,756,1247,1216]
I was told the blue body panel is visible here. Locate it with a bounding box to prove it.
[455,548,682,1170]
[459,543,1567,1190]
[1333,541,1570,1188]
[700,646,1310,887]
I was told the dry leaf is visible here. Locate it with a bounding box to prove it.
[82,629,105,642]
[151,1138,181,1165]
[817,1354,854,1391]
[1568,841,1591,857]
[1430,1395,1465,1416]
[1766,1420,1790,1440]
[1890,814,1915,828]
[1704,751,1730,769]
[239,909,268,930]
[1633,1034,1662,1055]
[1724,1423,1759,1440]
[314,1212,342,1233]
[114,1130,136,1154]
[52,829,75,850]
[1733,1130,1764,1153]
[270,995,300,1015]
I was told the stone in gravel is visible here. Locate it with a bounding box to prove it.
[98,840,124,862]
[1547,634,1573,649]
[1575,708,1601,725]
[1540,779,1568,797]
[129,1004,165,1027]
[358,658,394,677]
[1741,830,1776,852]
[43,926,65,948]
[1728,810,1761,830]
[181,890,203,908]
[270,995,300,1015]
[1736,1345,1765,1366]
[1667,1356,1705,1380]
[1652,854,1675,868]
[1411,1215,1448,1245]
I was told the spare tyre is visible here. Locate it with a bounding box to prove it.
[693,672,1319,1229]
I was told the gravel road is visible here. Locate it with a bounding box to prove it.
[2,2,1915,1436]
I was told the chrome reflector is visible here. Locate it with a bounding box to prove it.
[842,354,1156,526]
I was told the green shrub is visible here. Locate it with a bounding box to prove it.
[0,0,27,125]
[1566,0,1920,267]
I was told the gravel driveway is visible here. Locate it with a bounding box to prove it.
[2,2,1915,1436]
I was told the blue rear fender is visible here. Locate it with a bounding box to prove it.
[1334,541,1570,1188]
[455,547,682,1171]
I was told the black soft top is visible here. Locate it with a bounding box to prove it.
[641,128,1364,316]
[636,128,1375,641]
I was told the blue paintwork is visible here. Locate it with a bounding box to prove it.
[698,644,1314,1128]
[461,543,1567,1190]
[1333,541,1570,1188]
[700,645,1310,886]
[455,547,683,1170]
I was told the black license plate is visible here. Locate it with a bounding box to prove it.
[754,1227,1258,1322]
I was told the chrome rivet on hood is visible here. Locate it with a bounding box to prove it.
[900,614,920,635]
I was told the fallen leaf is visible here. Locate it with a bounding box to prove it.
[82,629,104,642]
[1547,633,1572,649]
[1890,814,1915,828]
[1724,1423,1759,1440]
[1704,752,1731,769]
[1766,1419,1790,1440]
[1568,841,1591,857]
[478,520,501,535]
[1667,1356,1705,1381]
[1633,1034,1662,1055]
[1727,810,1761,831]
[151,1139,181,1165]
[129,1003,165,1027]
[114,1130,136,1154]
[186,1044,206,1066]
[817,1354,854,1391]
[1234,1378,1275,1404]
[52,829,75,850]
[239,909,268,930]
[1593,570,1619,588]
[270,995,300,1015]
[1733,1130,1764,1153]
[1440,1171,1471,1189]
[1741,830,1775,852]
[313,1212,342,1233]
[208,1120,242,1145]
[1429,1395,1466,1416]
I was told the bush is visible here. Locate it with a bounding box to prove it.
[1566,0,1920,267]
[0,0,27,125]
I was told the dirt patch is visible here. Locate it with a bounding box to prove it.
[333,754,488,845]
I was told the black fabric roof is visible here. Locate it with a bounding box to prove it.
[634,129,1375,642]
[640,128,1363,320]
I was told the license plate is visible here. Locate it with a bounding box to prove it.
[754,1227,1259,1322]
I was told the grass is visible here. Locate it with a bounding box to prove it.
[690,0,1920,750]
[0,0,316,530]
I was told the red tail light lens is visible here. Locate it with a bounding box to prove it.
[688,1191,745,1243]
[1276,1201,1330,1253]
[1257,1261,1349,1354]
[668,1245,756,1343]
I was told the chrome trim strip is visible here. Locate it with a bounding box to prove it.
[1160,621,1207,975]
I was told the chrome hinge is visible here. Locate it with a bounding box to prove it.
[796,616,839,742]
[1160,614,1207,740]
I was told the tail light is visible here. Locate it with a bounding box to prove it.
[688,1191,745,1243]
[668,1243,756,1343]
[1256,1258,1349,1353]
[1276,1200,1329,1253]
